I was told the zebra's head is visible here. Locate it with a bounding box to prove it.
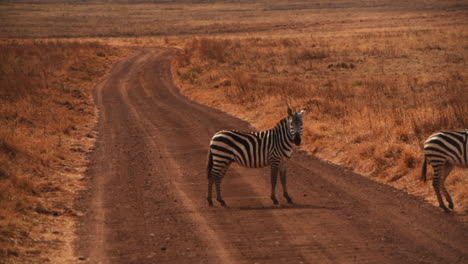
[287,108,306,146]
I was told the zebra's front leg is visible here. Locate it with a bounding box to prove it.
[280,166,293,204]
[270,165,279,205]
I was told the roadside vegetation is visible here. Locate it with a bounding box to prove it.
[0,0,466,263]
[0,40,126,263]
[172,11,468,212]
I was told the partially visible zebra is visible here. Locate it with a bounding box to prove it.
[206,108,306,206]
[422,130,468,212]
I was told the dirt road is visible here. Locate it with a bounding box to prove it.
[75,48,468,264]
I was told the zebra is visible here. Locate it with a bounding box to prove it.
[206,108,306,207]
[422,130,468,212]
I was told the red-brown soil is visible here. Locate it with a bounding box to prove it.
[75,48,467,264]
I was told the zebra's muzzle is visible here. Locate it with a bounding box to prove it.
[294,135,301,146]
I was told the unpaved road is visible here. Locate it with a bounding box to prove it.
[75,48,468,264]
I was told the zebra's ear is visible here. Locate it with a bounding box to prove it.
[287,108,294,116]
[298,109,306,116]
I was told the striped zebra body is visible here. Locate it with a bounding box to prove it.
[207,109,306,206]
[422,130,468,212]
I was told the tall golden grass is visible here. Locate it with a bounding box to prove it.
[2,0,465,38]
[0,40,126,263]
[173,19,468,211]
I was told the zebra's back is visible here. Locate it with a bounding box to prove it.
[210,130,271,168]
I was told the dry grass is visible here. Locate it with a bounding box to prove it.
[1,1,467,262]
[1,0,467,38]
[0,40,127,263]
[173,10,468,212]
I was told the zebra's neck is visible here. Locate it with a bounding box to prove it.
[251,118,293,142]
[272,118,294,141]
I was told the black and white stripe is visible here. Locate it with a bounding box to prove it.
[422,130,468,212]
[207,108,306,206]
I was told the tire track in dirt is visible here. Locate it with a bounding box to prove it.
[75,48,468,264]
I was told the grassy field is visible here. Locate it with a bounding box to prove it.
[0,0,467,263]
[0,40,128,263]
[171,5,468,211]
[1,0,466,38]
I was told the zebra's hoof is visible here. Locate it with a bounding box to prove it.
[441,206,451,213]
[218,200,227,207]
[449,203,454,210]
[272,200,279,205]
[207,198,214,206]
[286,198,294,204]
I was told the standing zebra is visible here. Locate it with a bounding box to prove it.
[422,130,468,212]
[207,108,306,206]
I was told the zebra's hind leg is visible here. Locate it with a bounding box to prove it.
[440,164,454,210]
[432,164,451,213]
[207,175,214,206]
[215,175,227,207]
[208,156,230,207]
[208,173,226,206]
[280,167,293,204]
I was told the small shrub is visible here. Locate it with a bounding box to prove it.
[198,38,232,63]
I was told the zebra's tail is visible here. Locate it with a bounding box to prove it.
[207,149,213,179]
[421,155,427,182]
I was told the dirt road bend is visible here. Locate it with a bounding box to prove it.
[75,48,468,264]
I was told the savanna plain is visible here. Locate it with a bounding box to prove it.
[0,0,467,263]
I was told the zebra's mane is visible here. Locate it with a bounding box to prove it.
[229,117,290,135]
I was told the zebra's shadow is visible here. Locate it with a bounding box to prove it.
[227,203,338,211]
